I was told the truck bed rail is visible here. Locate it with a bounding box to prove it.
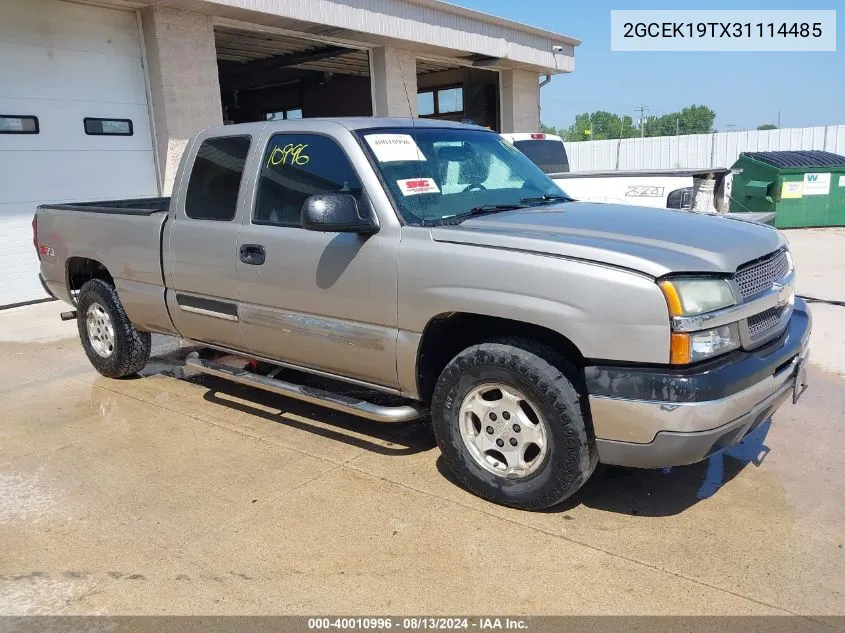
[38,197,171,216]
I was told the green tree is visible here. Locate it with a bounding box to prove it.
[539,122,559,135]
[646,105,715,136]
[757,124,778,130]
[558,105,716,141]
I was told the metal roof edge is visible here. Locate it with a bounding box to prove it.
[407,0,581,46]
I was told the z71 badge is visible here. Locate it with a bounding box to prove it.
[625,185,664,197]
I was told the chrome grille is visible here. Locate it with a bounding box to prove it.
[747,306,785,339]
[734,250,789,300]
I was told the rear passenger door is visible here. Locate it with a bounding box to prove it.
[166,134,251,349]
[235,131,400,388]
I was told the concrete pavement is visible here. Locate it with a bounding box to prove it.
[1,229,844,615]
[784,228,845,378]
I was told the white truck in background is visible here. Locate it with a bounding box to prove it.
[501,132,696,210]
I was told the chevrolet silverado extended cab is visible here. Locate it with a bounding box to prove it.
[35,118,810,510]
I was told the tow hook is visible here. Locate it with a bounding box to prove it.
[60,310,77,321]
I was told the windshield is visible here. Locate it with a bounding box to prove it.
[512,139,569,174]
[357,127,570,225]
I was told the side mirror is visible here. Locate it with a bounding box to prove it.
[301,193,377,234]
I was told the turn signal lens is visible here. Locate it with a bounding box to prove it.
[659,281,684,317]
[670,333,691,364]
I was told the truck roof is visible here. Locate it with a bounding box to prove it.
[204,117,484,136]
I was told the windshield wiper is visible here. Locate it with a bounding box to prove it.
[519,193,573,205]
[465,203,525,216]
[418,204,525,227]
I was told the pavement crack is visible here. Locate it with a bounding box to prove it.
[342,462,809,618]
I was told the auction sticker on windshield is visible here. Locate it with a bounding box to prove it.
[366,134,427,162]
[397,178,440,196]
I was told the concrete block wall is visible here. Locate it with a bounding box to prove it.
[500,69,539,133]
[141,7,223,193]
[371,46,418,118]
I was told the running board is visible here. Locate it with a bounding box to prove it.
[185,354,426,423]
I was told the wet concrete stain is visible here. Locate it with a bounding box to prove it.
[3,571,154,583]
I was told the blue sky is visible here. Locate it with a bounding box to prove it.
[451,0,843,131]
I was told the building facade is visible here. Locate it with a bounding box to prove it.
[0,0,577,306]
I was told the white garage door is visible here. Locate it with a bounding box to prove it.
[0,0,158,307]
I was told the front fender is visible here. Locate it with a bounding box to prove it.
[396,232,671,396]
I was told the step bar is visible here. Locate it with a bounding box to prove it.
[185,354,426,423]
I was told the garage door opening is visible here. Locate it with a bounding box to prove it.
[216,27,372,124]
[416,61,500,131]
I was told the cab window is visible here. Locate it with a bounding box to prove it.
[185,136,251,221]
[254,134,363,227]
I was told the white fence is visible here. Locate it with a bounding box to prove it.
[564,125,845,172]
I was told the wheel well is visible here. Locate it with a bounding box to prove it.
[67,257,113,300]
[416,313,585,401]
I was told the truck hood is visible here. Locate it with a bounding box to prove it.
[430,202,785,277]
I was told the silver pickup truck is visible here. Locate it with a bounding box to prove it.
[35,117,811,510]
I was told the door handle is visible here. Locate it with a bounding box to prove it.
[239,244,266,266]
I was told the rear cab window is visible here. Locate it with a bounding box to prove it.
[511,139,569,174]
[185,136,252,221]
[253,133,363,227]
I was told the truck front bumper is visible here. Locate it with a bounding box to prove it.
[585,298,811,468]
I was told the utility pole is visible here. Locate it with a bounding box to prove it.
[777,109,781,128]
[676,118,680,136]
[634,104,649,138]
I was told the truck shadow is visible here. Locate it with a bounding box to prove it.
[436,419,773,517]
[145,341,773,514]
[197,375,436,457]
[558,419,773,516]
[144,341,437,457]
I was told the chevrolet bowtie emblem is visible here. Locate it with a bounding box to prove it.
[772,281,789,306]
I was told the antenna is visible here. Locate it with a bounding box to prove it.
[394,51,417,131]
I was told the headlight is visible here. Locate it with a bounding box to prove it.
[659,278,736,316]
[670,324,741,364]
[660,277,740,364]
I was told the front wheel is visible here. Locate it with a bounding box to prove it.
[431,340,597,510]
[76,279,151,378]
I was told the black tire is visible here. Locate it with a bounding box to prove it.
[431,339,597,510]
[76,279,151,378]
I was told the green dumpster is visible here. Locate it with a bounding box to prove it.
[728,151,845,228]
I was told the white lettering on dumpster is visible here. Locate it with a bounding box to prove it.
[803,172,830,196]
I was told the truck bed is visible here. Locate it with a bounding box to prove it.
[36,199,173,333]
[42,197,171,216]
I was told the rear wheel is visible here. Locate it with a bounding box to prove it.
[76,279,151,378]
[431,339,596,510]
